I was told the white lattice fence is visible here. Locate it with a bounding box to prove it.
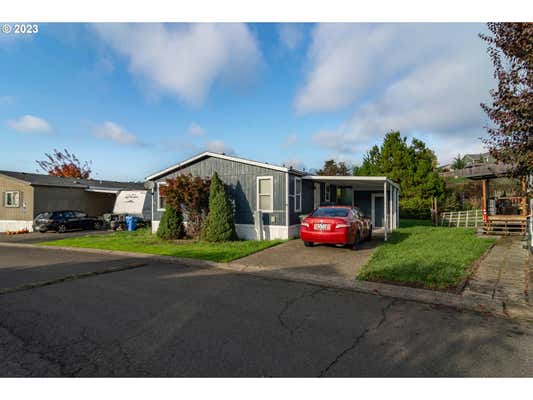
[439,209,483,228]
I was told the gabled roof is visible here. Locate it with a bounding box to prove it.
[146,151,306,180]
[0,170,145,191]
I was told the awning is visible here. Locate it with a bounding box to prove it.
[84,187,121,194]
[302,176,400,192]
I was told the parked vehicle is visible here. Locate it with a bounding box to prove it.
[300,206,372,249]
[101,213,148,231]
[33,210,101,233]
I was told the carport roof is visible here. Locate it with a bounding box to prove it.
[303,175,400,191]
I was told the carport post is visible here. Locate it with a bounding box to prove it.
[389,182,393,231]
[383,181,388,241]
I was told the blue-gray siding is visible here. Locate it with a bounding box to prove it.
[152,156,287,226]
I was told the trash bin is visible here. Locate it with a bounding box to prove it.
[125,215,137,231]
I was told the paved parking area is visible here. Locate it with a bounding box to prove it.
[0,229,112,244]
[235,233,383,281]
[2,245,533,377]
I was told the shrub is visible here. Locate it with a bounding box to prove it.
[157,205,185,240]
[399,197,432,219]
[160,174,211,239]
[201,172,237,242]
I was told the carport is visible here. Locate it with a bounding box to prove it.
[302,176,400,241]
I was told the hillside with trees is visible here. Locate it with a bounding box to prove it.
[353,131,445,218]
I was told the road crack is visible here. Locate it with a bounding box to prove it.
[318,299,398,377]
[278,287,325,336]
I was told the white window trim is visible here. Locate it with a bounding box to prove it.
[157,182,168,211]
[4,191,20,208]
[294,177,302,212]
[257,176,274,213]
[325,183,331,202]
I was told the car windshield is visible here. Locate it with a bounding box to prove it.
[311,208,349,218]
[36,212,52,219]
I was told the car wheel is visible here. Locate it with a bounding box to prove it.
[351,232,361,250]
[57,224,66,233]
[94,221,102,230]
[304,241,314,247]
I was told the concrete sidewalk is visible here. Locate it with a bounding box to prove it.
[464,237,531,307]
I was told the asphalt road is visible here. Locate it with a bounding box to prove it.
[1,245,533,377]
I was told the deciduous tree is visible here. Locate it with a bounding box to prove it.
[161,174,211,238]
[480,23,533,179]
[316,160,351,176]
[36,149,92,179]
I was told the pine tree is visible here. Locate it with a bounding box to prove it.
[157,205,185,240]
[201,172,237,242]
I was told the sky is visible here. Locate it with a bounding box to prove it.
[0,23,495,181]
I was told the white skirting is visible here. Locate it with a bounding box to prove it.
[236,223,301,240]
[0,220,33,233]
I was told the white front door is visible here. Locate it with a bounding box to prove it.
[314,183,321,209]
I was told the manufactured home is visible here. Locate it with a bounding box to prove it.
[146,152,400,240]
[0,170,146,232]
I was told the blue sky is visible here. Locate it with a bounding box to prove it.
[0,23,493,181]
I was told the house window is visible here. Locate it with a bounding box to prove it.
[294,177,302,212]
[157,182,167,211]
[257,176,273,212]
[325,183,331,202]
[4,191,20,208]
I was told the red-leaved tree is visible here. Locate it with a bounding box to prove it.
[36,149,92,179]
[161,174,212,238]
[480,23,533,179]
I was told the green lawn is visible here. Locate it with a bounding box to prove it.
[40,229,284,263]
[357,219,496,290]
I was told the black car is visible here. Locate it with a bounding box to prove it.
[33,210,102,233]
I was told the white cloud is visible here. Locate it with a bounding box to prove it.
[278,24,304,50]
[283,133,298,147]
[8,115,52,133]
[92,23,262,105]
[204,140,234,155]
[93,121,138,144]
[300,23,494,163]
[188,122,206,136]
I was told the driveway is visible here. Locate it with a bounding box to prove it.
[2,245,533,377]
[0,229,112,244]
[236,233,383,281]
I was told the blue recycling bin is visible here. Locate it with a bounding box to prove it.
[125,216,137,231]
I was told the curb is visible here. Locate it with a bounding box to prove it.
[2,242,532,322]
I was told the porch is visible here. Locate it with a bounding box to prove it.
[468,172,529,236]
[302,176,400,240]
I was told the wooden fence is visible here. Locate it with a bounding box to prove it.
[439,209,483,228]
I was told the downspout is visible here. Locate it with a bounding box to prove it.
[285,171,290,239]
[384,180,388,241]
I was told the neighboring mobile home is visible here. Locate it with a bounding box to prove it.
[146,152,400,240]
[0,170,146,232]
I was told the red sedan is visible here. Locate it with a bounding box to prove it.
[300,206,372,249]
